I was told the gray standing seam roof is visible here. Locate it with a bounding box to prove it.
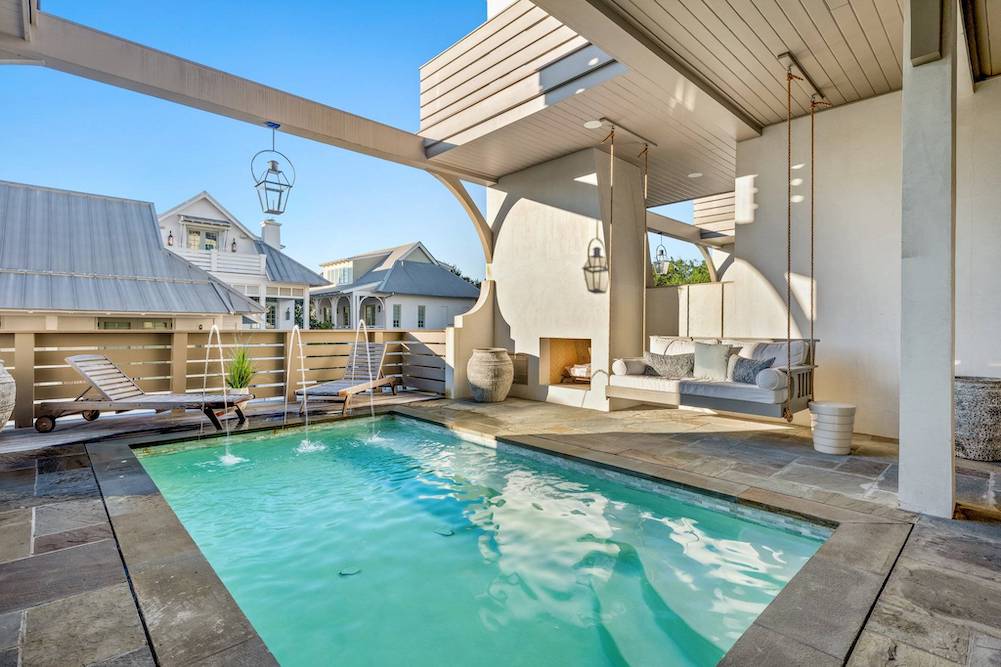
[312,260,479,300]
[0,181,263,315]
[253,240,327,286]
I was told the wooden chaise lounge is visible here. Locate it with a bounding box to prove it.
[296,342,399,416]
[33,354,251,432]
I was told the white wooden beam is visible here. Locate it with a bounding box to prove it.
[0,9,496,184]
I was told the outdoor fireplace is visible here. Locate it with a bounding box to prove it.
[540,338,592,387]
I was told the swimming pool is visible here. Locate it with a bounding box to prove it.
[137,415,827,666]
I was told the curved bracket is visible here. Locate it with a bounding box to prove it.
[432,173,493,265]
[697,245,719,282]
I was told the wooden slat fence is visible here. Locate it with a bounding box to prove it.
[0,328,448,428]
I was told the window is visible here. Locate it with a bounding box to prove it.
[266,299,277,328]
[186,228,220,251]
[417,305,426,329]
[98,318,172,330]
[335,267,352,285]
[392,304,401,328]
[364,303,377,327]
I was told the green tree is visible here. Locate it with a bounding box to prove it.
[653,258,712,287]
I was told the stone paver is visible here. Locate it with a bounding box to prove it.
[21,583,147,667]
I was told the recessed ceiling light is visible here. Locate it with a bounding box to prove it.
[687,172,703,179]
[583,119,603,129]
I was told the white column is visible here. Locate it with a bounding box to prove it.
[899,0,957,517]
[302,291,310,330]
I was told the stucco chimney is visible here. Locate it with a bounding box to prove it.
[261,218,282,249]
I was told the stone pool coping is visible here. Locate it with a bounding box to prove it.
[85,406,912,666]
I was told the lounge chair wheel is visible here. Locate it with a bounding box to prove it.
[34,416,56,433]
[82,410,100,422]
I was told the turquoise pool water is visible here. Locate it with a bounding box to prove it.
[137,416,826,666]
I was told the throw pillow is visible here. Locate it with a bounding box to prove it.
[693,342,732,381]
[643,351,694,379]
[731,356,775,384]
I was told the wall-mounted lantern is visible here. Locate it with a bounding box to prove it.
[231,239,238,253]
[583,238,609,293]
[166,231,174,247]
[251,121,295,216]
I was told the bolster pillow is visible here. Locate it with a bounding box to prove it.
[612,357,648,376]
[756,368,789,390]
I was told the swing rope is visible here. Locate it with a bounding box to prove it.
[784,68,802,422]
[809,94,830,370]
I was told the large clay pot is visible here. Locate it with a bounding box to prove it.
[0,362,14,428]
[955,376,1001,461]
[467,348,513,403]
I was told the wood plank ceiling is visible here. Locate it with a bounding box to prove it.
[588,0,905,128]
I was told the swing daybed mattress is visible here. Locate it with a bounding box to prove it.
[608,374,787,404]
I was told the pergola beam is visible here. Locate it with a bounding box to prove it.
[0,7,496,185]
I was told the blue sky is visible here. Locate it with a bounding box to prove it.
[4,1,700,278]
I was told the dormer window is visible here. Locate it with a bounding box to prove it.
[186,228,220,251]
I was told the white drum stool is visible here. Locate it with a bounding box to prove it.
[809,401,856,455]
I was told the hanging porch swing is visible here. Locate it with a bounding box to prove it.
[605,55,825,422]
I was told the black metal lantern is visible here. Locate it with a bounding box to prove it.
[231,238,238,253]
[583,238,609,293]
[653,233,672,275]
[582,125,614,294]
[251,121,295,216]
[166,231,174,247]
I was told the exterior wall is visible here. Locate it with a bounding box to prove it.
[383,295,476,330]
[645,287,680,337]
[312,293,476,330]
[727,78,1001,438]
[489,148,645,411]
[0,312,239,331]
[956,76,1001,379]
[731,92,902,437]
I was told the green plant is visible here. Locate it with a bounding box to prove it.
[653,258,712,287]
[226,347,254,389]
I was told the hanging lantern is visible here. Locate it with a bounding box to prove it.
[653,233,672,275]
[583,125,614,294]
[251,121,295,216]
[583,238,609,293]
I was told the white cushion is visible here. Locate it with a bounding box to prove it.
[648,336,719,356]
[611,357,647,376]
[608,374,683,394]
[693,342,730,381]
[678,379,786,404]
[755,368,789,391]
[741,341,807,367]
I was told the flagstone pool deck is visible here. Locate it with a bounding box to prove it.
[0,397,999,665]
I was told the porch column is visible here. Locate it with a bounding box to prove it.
[302,292,310,330]
[899,0,957,517]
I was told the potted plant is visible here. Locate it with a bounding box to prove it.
[226,347,254,396]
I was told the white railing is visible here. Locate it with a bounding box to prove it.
[175,248,267,276]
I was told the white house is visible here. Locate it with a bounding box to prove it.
[312,242,479,330]
[158,192,327,330]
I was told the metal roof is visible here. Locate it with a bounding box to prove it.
[319,241,425,270]
[0,181,264,315]
[312,260,479,300]
[253,240,327,287]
